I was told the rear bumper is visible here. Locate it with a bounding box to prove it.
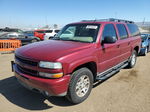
[13,63,70,96]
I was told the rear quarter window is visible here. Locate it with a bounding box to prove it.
[127,24,140,37]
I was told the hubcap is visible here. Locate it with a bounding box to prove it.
[75,75,90,97]
[131,53,136,66]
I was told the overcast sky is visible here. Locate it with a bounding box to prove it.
[0,0,150,28]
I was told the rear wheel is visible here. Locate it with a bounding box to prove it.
[127,50,137,68]
[66,68,93,104]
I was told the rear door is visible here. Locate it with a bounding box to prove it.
[98,24,121,72]
[116,24,131,62]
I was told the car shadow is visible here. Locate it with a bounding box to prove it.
[0,76,73,111]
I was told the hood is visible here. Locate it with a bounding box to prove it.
[16,40,93,61]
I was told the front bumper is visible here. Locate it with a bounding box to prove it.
[139,48,146,55]
[12,63,70,96]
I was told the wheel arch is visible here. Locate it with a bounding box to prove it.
[70,61,97,82]
[134,46,139,54]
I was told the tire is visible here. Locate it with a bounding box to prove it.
[127,50,137,68]
[66,67,93,104]
[147,46,150,52]
[49,36,54,39]
[31,39,38,43]
[143,47,148,56]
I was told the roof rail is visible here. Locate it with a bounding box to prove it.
[81,18,134,23]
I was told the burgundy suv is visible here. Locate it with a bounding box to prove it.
[12,18,141,104]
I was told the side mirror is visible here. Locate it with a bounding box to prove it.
[103,36,117,44]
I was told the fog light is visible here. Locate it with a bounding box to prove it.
[39,72,63,78]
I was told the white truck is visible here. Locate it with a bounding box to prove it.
[44,29,60,40]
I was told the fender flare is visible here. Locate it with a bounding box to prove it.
[67,56,98,74]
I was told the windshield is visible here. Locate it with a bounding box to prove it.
[54,24,100,43]
[141,34,148,41]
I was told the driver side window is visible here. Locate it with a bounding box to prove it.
[101,24,117,42]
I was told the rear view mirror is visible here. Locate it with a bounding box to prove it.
[103,36,117,44]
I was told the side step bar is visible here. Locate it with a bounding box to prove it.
[96,61,128,80]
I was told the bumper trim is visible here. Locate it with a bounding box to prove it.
[13,63,70,96]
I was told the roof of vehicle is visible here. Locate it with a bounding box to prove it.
[35,29,60,31]
[70,18,135,25]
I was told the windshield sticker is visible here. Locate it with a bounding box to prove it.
[86,25,98,29]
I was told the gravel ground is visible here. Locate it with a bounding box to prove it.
[0,53,150,112]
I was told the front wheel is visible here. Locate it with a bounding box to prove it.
[31,39,38,43]
[143,47,148,56]
[66,68,93,104]
[127,50,137,68]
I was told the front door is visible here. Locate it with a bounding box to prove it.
[97,24,120,73]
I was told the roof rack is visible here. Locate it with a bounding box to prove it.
[81,18,134,23]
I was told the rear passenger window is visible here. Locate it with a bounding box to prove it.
[45,30,53,33]
[116,24,128,39]
[102,24,117,41]
[127,24,140,36]
[55,30,60,33]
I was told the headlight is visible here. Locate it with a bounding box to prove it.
[39,72,63,78]
[39,61,62,69]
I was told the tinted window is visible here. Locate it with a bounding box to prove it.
[36,31,45,33]
[24,31,34,34]
[55,30,60,33]
[2,29,23,33]
[116,24,128,39]
[141,34,148,41]
[102,24,117,41]
[45,30,52,33]
[127,24,140,36]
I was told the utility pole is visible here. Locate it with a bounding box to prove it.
[142,17,145,25]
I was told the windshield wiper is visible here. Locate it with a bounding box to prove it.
[61,38,89,43]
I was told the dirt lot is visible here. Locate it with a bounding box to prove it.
[0,53,150,112]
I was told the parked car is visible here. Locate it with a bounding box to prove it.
[34,29,60,40]
[12,18,141,104]
[24,31,34,37]
[139,34,150,55]
[0,32,40,45]
[44,29,60,40]
[34,29,45,40]
[1,27,24,33]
